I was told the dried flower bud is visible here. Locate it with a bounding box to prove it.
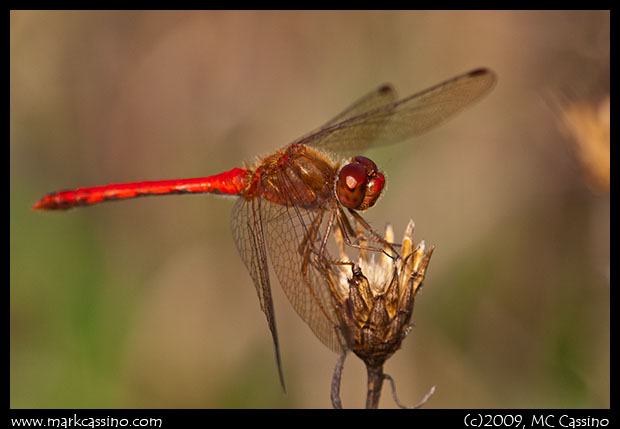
[326,219,434,368]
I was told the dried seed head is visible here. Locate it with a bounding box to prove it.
[326,220,434,367]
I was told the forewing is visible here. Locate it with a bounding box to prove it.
[293,84,397,154]
[261,198,346,354]
[304,68,496,155]
[316,84,398,129]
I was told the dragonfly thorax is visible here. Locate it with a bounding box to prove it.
[253,144,339,209]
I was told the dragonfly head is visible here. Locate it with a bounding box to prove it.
[336,156,385,211]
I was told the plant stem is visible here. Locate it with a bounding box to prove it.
[365,363,385,409]
[331,351,347,409]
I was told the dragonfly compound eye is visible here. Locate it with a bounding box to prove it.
[352,156,378,174]
[336,162,368,209]
[361,171,385,210]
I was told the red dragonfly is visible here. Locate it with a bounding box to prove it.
[33,68,496,390]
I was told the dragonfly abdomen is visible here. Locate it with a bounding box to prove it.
[32,167,249,210]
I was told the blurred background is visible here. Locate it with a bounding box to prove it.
[11,11,609,408]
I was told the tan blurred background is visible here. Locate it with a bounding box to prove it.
[11,10,609,408]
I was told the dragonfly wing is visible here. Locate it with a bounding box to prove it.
[318,84,398,129]
[305,68,497,155]
[230,197,287,391]
[294,84,397,150]
[261,198,346,354]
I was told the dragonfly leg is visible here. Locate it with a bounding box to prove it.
[347,208,399,257]
[296,213,341,329]
[333,207,398,259]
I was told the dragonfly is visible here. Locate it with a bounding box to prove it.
[33,68,496,391]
